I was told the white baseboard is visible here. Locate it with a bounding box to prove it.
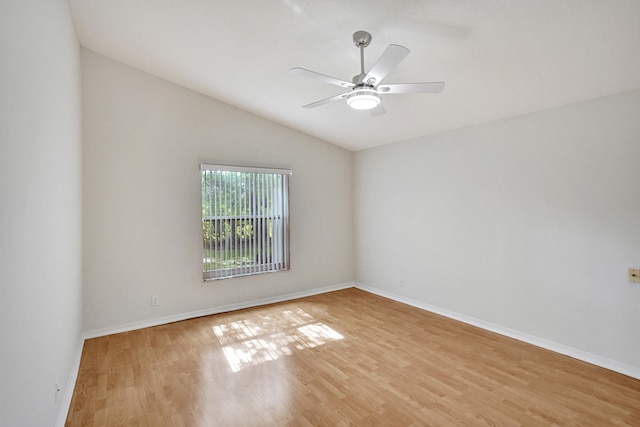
[55,337,85,427]
[355,283,640,380]
[82,282,355,340]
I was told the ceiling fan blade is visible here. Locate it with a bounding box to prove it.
[290,67,354,89]
[302,92,349,109]
[378,82,445,94]
[363,44,410,86]
[369,104,386,117]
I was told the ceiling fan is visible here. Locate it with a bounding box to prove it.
[290,31,445,116]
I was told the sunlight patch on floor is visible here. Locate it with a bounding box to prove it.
[212,308,344,373]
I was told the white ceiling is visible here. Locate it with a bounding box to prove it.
[69,0,640,151]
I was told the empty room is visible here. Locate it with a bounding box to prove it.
[2,1,640,426]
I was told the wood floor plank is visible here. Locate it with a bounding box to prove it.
[66,288,640,426]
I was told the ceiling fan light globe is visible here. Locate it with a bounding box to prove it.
[346,89,381,110]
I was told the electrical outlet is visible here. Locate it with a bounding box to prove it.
[399,277,404,287]
[151,295,159,306]
[55,383,61,403]
[629,268,640,283]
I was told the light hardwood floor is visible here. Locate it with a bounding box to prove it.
[66,288,640,426]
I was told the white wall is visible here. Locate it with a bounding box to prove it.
[355,89,640,370]
[81,49,354,332]
[0,0,83,426]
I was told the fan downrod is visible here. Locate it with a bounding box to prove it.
[352,31,372,48]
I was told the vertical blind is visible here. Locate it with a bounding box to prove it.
[201,163,291,280]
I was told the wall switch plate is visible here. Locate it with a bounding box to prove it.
[629,268,640,283]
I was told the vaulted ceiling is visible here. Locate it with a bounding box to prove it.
[69,0,640,151]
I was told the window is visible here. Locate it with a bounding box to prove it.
[201,163,291,280]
